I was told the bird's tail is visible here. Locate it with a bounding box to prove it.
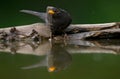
[20,10,46,22]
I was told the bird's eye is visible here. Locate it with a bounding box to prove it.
[52,8,60,13]
[55,10,61,14]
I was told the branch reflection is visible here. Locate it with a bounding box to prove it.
[0,39,120,72]
[21,43,72,72]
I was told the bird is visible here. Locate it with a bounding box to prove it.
[20,6,72,37]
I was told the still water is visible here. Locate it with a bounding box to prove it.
[0,39,120,79]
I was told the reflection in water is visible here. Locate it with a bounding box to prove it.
[47,43,72,72]
[0,39,120,72]
[22,43,72,72]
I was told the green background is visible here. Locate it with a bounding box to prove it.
[0,0,120,27]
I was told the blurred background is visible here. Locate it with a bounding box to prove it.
[0,0,120,27]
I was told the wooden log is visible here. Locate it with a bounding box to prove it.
[68,29,120,39]
[0,22,120,40]
[67,22,120,32]
[0,23,51,38]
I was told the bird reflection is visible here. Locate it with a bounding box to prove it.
[47,43,72,72]
[22,43,72,72]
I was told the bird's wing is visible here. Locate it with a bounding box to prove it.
[20,10,47,22]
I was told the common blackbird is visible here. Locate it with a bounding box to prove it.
[20,6,72,36]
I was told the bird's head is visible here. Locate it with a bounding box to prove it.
[47,6,71,18]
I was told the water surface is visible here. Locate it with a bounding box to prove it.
[0,39,120,79]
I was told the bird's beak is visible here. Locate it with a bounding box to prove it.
[48,9,55,15]
[48,66,56,72]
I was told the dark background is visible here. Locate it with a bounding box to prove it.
[0,0,120,27]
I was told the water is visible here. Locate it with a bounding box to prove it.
[0,39,120,79]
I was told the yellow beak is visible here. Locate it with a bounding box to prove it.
[48,66,56,72]
[48,9,55,15]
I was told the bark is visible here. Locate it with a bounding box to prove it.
[0,23,51,37]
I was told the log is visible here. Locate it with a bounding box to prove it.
[67,22,120,32]
[68,29,120,39]
[0,23,51,38]
[0,22,120,41]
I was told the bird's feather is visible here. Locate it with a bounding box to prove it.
[20,10,47,22]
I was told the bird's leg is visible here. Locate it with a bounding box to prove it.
[63,31,69,40]
[63,32,69,46]
[49,32,53,42]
